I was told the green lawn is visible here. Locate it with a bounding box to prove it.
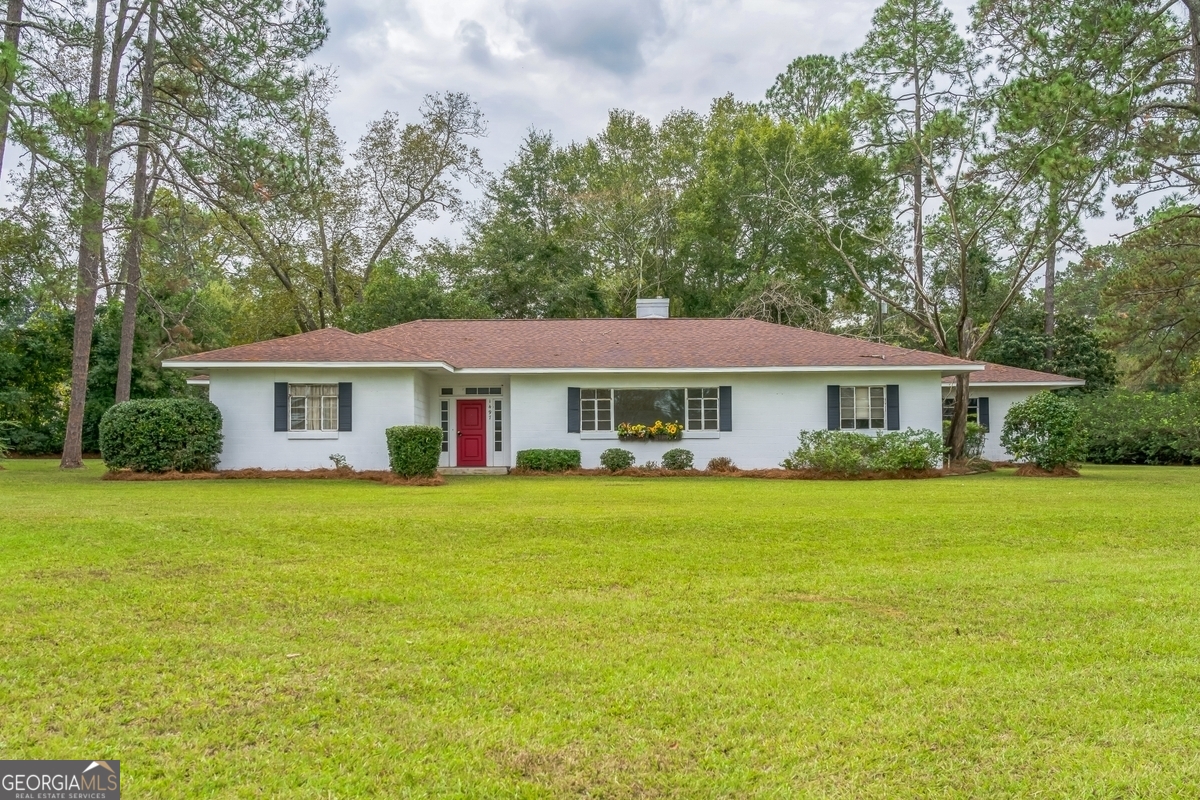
[2,461,1200,797]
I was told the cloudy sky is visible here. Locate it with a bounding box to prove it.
[316,0,1126,245]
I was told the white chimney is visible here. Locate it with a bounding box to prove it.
[636,297,670,319]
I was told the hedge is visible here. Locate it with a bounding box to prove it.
[781,428,944,474]
[385,426,442,477]
[515,449,581,472]
[1075,389,1200,464]
[100,398,223,473]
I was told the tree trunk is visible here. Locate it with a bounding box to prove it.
[114,0,157,404]
[1043,182,1059,359]
[911,7,925,316]
[948,373,971,462]
[61,0,109,469]
[0,0,24,180]
[1188,0,1200,106]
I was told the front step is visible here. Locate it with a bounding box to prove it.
[438,466,510,476]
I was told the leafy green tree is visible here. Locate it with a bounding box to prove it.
[446,130,604,319]
[974,0,1153,348]
[1088,206,1200,387]
[763,54,856,124]
[343,259,492,332]
[856,0,969,312]
[981,311,1116,390]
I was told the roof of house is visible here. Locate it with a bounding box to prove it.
[164,317,983,372]
[942,361,1086,387]
[166,326,436,365]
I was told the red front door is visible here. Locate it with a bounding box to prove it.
[456,399,487,467]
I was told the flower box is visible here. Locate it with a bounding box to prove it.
[616,421,683,441]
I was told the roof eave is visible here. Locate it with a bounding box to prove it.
[949,380,1086,389]
[162,360,455,371]
[454,364,984,374]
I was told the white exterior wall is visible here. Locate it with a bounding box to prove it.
[208,367,417,470]
[945,385,1048,461]
[413,371,429,425]
[510,371,946,470]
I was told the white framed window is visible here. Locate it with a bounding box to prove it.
[440,400,449,452]
[289,384,339,431]
[686,388,718,431]
[581,388,612,431]
[942,397,978,423]
[840,386,885,430]
[494,400,503,452]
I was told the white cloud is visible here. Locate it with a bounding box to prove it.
[315,0,1130,248]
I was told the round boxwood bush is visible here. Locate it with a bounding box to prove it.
[100,398,223,472]
[600,448,635,472]
[661,447,694,470]
[386,425,442,477]
[1000,391,1085,469]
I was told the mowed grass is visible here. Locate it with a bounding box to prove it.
[2,462,1200,797]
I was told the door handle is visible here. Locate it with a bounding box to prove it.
[456,431,462,436]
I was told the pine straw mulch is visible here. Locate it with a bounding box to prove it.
[510,464,985,481]
[1014,463,1081,477]
[102,467,443,486]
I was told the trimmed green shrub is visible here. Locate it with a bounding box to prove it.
[1074,389,1200,464]
[100,398,223,472]
[943,419,987,460]
[1000,391,1085,469]
[782,428,944,474]
[661,448,694,470]
[385,425,442,477]
[872,429,946,471]
[600,448,635,471]
[516,449,581,472]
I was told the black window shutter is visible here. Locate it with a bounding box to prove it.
[567,387,581,433]
[827,385,840,430]
[886,384,900,430]
[718,386,732,431]
[274,382,288,431]
[977,396,990,431]
[338,382,352,431]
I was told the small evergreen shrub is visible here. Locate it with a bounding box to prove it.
[944,419,987,460]
[661,448,694,470]
[1000,391,1085,469]
[706,456,736,472]
[385,425,442,477]
[100,398,223,472]
[516,449,581,471]
[782,428,944,474]
[599,448,635,471]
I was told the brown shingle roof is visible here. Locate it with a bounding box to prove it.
[164,318,984,370]
[362,318,979,370]
[942,361,1085,385]
[166,327,434,364]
